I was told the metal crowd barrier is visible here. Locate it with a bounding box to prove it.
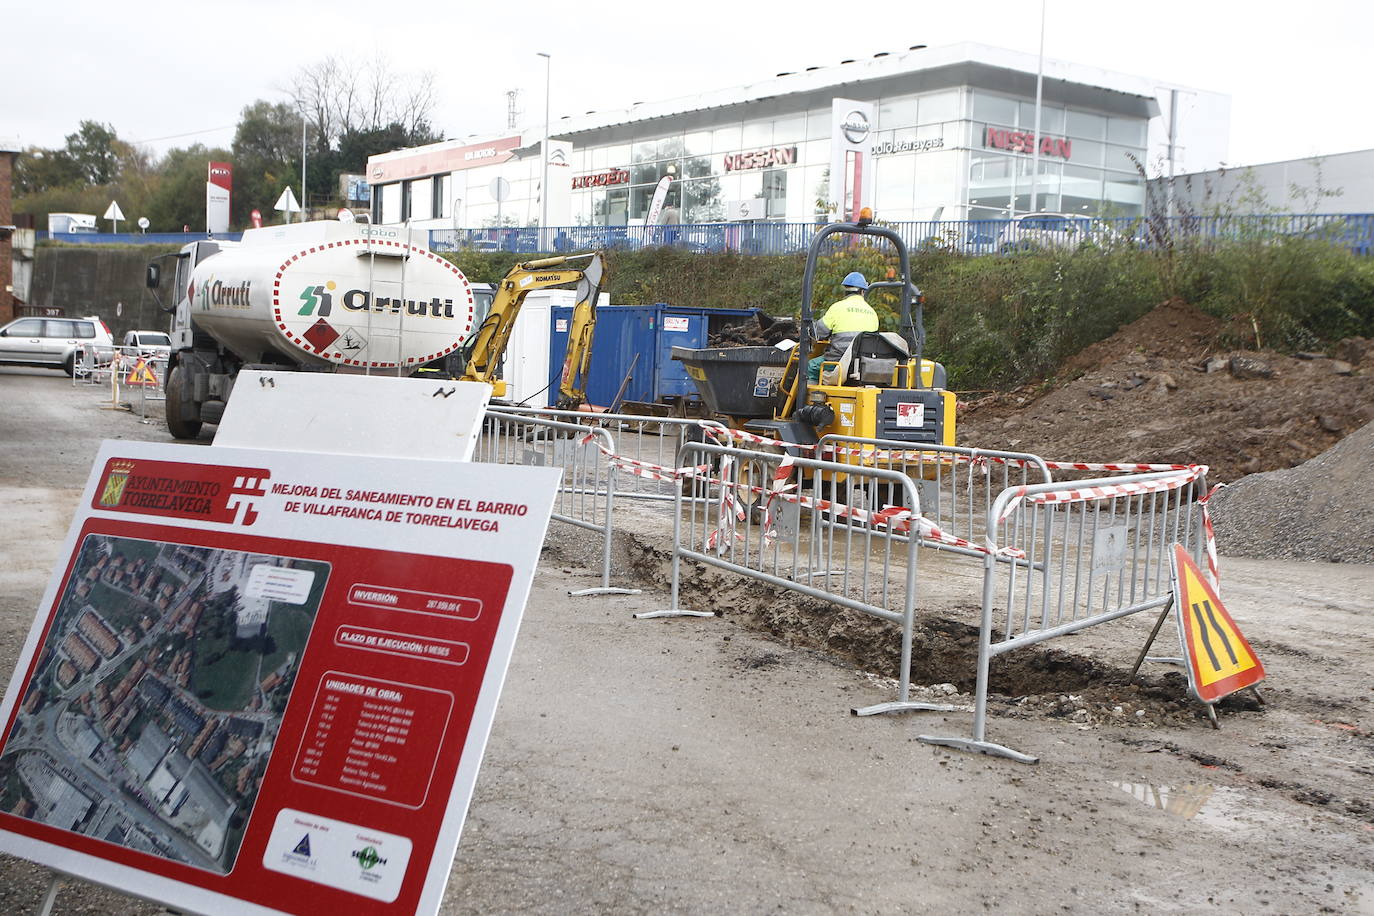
[918,467,1210,763]
[641,440,957,717]
[817,436,1053,560]
[475,410,640,597]
[486,405,730,503]
[73,346,168,421]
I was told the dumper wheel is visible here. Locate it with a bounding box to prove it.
[735,445,788,522]
[165,365,203,440]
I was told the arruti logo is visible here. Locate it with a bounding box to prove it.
[299,281,337,317]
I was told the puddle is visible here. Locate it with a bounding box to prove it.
[1113,781,1215,820]
[1112,781,1308,837]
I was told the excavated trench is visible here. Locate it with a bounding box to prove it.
[543,515,1259,726]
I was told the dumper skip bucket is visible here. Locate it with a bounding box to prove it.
[671,345,790,419]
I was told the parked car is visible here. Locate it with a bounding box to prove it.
[997,213,1123,252]
[0,315,115,375]
[122,329,172,360]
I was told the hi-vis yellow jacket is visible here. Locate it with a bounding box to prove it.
[815,293,879,358]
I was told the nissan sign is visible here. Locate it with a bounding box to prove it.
[841,110,870,144]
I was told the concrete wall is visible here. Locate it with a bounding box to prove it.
[28,244,179,341]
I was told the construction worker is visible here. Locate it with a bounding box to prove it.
[808,271,878,381]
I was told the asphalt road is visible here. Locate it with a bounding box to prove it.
[0,366,1371,915]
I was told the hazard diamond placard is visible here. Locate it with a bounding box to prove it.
[1170,544,1265,704]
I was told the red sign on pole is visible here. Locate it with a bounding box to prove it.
[0,441,560,914]
[251,209,263,229]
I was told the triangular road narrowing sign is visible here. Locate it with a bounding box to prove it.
[1171,543,1265,704]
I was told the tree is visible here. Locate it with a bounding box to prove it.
[13,147,81,196]
[14,121,121,196]
[286,57,439,150]
[145,144,232,232]
[231,101,306,226]
[64,121,121,185]
[231,72,440,224]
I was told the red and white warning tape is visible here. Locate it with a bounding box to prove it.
[696,423,1196,474]
[571,427,1216,576]
[1197,482,1226,590]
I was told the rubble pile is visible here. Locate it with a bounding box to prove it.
[708,311,799,348]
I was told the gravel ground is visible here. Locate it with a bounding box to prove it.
[1208,420,1374,563]
[1,367,1372,915]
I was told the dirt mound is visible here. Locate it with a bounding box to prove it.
[1207,420,1374,563]
[957,299,1374,483]
[1063,297,1224,370]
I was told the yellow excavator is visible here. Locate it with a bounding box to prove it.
[446,252,605,409]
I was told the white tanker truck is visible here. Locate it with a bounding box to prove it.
[146,220,490,439]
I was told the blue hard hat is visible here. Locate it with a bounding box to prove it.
[841,271,869,291]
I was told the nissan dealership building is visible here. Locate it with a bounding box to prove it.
[367,42,1230,231]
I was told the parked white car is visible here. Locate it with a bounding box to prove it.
[997,213,1124,252]
[122,329,172,360]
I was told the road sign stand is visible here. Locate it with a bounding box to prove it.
[33,873,63,916]
[99,354,127,413]
[1132,545,1267,729]
[1128,595,1177,678]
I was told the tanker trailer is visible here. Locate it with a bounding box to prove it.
[146,220,478,439]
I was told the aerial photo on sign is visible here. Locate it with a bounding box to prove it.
[0,535,328,875]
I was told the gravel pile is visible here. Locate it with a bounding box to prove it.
[1208,419,1374,563]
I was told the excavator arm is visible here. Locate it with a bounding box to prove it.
[455,252,605,407]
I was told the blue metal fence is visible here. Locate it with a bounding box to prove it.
[40,231,244,245]
[430,213,1374,257]
[36,214,1374,256]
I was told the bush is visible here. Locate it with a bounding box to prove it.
[444,238,1374,393]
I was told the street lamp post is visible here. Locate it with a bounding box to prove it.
[538,52,551,251]
[1028,0,1046,215]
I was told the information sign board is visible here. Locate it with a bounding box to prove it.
[0,441,560,915]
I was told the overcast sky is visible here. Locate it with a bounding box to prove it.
[8,0,1371,169]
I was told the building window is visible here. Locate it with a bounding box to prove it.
[435,175,451,219]
[379,183,402,224]
[407,177,433,221]
[762,169,787,218]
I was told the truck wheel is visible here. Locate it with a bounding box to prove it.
[165,366,203,439]
[63,354,76,377]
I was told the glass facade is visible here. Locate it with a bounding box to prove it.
[966,89,1146,219]
[564,85,1147,225]
[373,78,1151,228]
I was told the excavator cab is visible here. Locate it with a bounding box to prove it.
[745,209,956,453]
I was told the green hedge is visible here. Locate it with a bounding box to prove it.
[440,240,1374,392]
